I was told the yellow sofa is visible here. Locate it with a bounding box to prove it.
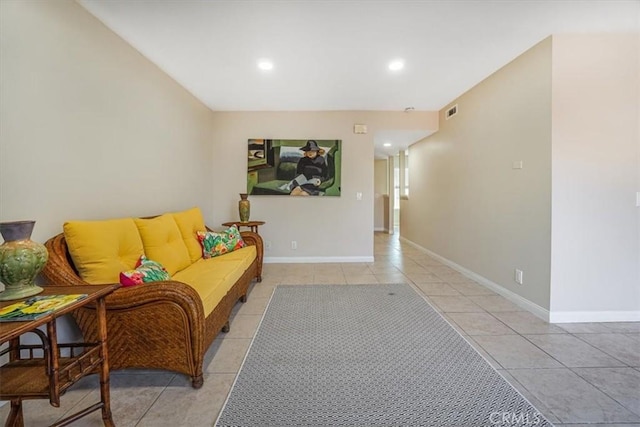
[41,207,263,388]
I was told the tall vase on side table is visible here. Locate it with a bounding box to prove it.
[238,193,251,223]
[0,220,48,301]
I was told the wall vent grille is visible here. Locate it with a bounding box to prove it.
[446,104,458,120]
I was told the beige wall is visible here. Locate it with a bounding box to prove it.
[550,34,640,320]
[403,38,553,310]
[374,159,389,231]
[0,0,214,243]
[0,0,438,264]
[404,34,640,321]
[210,111,436,261]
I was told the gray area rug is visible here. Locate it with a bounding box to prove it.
[216,284,553,427]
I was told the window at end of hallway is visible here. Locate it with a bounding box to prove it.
[399,150,409,200]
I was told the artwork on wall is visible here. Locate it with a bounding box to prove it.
[247,139,341,196]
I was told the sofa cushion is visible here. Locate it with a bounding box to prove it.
[172,207,206,263]
[172,246,256,316]
[64,218,144,284]
[206,245,256,271]
[134,214,191,276]
[196,226,246,259]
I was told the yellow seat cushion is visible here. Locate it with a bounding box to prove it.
[172,207,206,263]
[172,246,256,316]
[205,245,256,271]
[64,218,144,284]
[134,214,191,276]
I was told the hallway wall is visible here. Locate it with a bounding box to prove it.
[403,38,553,311]
[403,34,640,321]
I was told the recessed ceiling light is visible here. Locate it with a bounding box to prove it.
[388,59,404,71]
[257,59,274,71]
[383,143,392,147]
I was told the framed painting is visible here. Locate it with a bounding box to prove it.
[247,139,341,196]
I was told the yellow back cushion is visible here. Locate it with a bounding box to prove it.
[64,218,143,284]
[134,214,191,275]
[172,207,206,263]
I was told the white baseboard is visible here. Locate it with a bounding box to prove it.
[264,256,374,264]
[374,227,387,232]
[549,311,640,323]
[399,237,551,322]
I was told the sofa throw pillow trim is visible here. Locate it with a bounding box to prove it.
[120,255,170,287]
[197,226,246,259]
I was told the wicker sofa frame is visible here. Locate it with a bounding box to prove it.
[41,230,263,389]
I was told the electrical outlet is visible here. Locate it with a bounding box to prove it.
[514,269,524,285]
[265,241,272,251]
[291,241,297,250]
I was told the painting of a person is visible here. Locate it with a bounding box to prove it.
[288,140,328,196]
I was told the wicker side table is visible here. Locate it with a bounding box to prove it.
[222,220,265,234]
[0,284,119,427]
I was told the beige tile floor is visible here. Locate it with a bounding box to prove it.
[2,232,639,426]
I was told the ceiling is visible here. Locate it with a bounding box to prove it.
[78,0,639,158]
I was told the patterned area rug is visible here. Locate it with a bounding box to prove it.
[216,284,553,427]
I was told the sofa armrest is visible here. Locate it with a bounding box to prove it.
[240,231,263,282]
[42,233,88,288]
[240,230,263,251]
[100,281,203,314]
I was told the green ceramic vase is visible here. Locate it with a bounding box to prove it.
[0,220,47,301]
[238,193,250,222]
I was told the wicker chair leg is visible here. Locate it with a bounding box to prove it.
[191,374,204,389]
[221,321,230,333]
[257,276,262,282]
[239,294,247,303]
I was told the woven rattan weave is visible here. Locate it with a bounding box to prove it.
[41,230,263,388]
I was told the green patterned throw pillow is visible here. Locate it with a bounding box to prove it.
[197,226,246,259]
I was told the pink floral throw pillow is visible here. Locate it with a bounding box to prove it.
[119,255,170,287]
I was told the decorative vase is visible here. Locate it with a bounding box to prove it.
[0,220,48,301]
[238,193,250,223]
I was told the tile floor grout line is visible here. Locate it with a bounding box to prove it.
[499,369,566,425]
[567,366,640,419]
[569,331,631,367]
[134,373,177,427]
[518,333,591,369]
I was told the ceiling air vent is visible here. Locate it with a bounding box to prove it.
[353,124,368,134]
[445,104,458,120]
